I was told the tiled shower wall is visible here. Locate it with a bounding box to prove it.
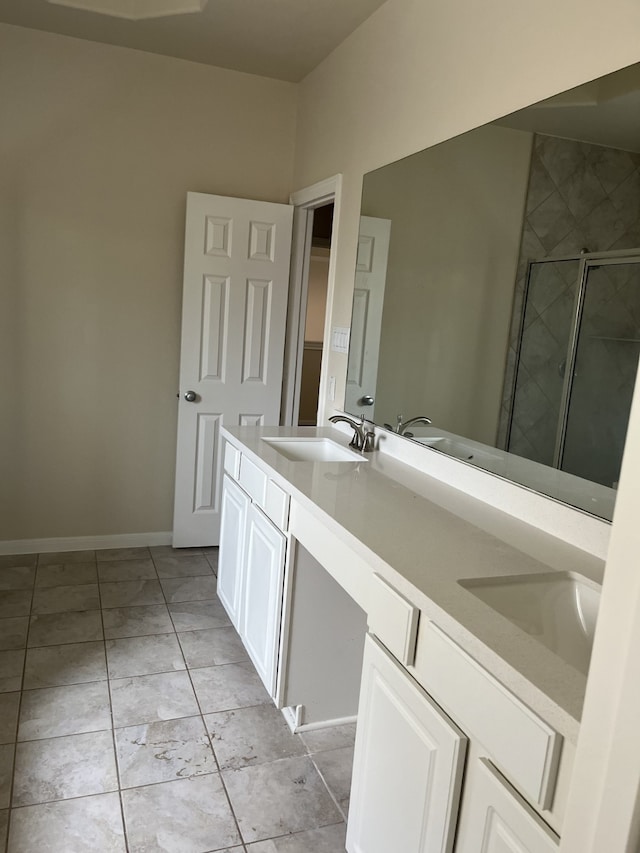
[497,134,640,467]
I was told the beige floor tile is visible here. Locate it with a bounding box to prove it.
[0,591,32,618]
[12,731,117,806]
[99,579,164,609]
[178,626,248,668]
[28,611,103,647]
[110,670,199,728]
[160,576,217,603]
[246,822,347,852]
[23,641,107,689]
[0,744,14,808]
[205,550,219,575]
[190,663,270,714]
[96,547,151,562]
[223,755,342,844]
[106,633,185,679]
[311,746,354,806]
[121,775,241,853]
[38,551,96,566]
[0,809,7,849]
[300,724,357,754]
[154,555,212,579]
[0,617,28,650]
[149,546,204,559]
[102,604,173,639]
[8,792,126,853]
[35,563,98,588]
[0,555,37,571]
[168,600,230,632]
[0,649,25,692]
[0,692,20,744]
[32,584,99,615]
[205,704,306,770]
[0,566,35,590]
[18,681,111,741]
[97,559,157,583]
[115,716,216,788]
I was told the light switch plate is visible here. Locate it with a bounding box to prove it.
[331,327,350,354]
[329,376,336,401]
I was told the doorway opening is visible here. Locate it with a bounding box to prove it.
[281,175,342,428]
[298,203,333,425]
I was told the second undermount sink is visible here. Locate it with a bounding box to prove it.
[262,437,368,463]
[418,436,499,464]
[459,571,601,676]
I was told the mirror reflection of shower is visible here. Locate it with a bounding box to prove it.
[504,252,640,489]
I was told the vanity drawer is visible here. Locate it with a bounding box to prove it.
[238,455,268,508]
[223,442,241,479]
[415,622,561,810]
[265,480,290,532]
[368,574,420,666]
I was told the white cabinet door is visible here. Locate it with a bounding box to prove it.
[455,758,559,853]
[241,503,286,697]
[217,475,250,630]
[347,635,467,853]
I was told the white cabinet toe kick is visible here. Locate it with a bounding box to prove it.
[218,428,586,851]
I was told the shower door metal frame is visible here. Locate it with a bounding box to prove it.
[553,250,640,470]
[506,247,640,471]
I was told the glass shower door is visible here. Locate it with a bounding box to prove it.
[507,259,581,465]
[559,258,640,488]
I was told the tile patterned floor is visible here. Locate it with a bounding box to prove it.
[0,547,353,852]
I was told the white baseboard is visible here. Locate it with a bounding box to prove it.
[281,705,303,733]
[281,705,357,734]
[0,531,173,556]
[295,714,357,733]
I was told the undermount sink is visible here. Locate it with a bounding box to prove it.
[262,437,368,463]
[459,571,601,676]
[418,436,499,464]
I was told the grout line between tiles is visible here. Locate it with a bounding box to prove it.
[95,559,131,853]
[153,553,247,850]
[2,547,345,852]
[5,554,38,848]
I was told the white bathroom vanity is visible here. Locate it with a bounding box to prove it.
[217,424,605,853]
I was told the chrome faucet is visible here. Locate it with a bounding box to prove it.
[383,414,432,436]
[329,414,376,452]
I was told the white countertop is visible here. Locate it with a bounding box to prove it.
[223,425,605,743]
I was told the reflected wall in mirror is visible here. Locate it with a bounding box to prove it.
[346,63,640,521]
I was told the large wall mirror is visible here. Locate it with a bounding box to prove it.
[346,63,640,521]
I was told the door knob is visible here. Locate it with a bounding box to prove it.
[184,390,197,402]
[360,395,375,406]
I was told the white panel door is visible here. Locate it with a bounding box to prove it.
[347,635,467,853]
[173,192,293,546]
[241,503,286,698]
[345,216,391,420]
[455,759,559,853]
[217,475,250,630]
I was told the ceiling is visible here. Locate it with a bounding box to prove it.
[499,63,640,154]
[0,0,387,82]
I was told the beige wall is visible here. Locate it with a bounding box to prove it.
[361,124,532,443]
[0,24,296,540]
